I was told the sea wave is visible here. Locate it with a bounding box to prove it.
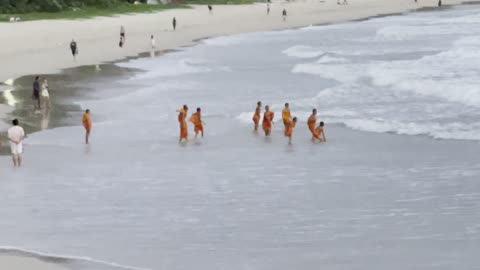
[282,45,325,59]
[0,246,154,270]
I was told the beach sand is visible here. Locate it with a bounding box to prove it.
[0,255,69,270]
[0,0,474,83]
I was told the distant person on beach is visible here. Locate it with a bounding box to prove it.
[307,108,317,140]
[178,105,189,142]
[173,17,177,31]
[252,101,262,131]
[32,76,41,109]
[208,5,213,13]
[41,78,51,109]
[438,0,442,6]
[313,121,326,142]
[262,105,274,136]
[70,39,78,60]
[282,103,292,129]
[267,4,270,15]
[120,25,126,40]
[119,36,125,48]
[190,107,205,138]
[285,117,297,145]
[282,9,287,21]
[8,119,25,167]
[151,35,156,49]
[82,109,92,144]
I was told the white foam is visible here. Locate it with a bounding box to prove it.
[282,45,324,59]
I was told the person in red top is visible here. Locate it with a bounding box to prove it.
[262,105,274,136]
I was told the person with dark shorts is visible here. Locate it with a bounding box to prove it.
[173,17,177,31]
[70,39,78,60]
[32,76,40,109]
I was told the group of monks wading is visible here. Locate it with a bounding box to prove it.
[177,102,326,145]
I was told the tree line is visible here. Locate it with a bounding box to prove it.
[0,0,147,13]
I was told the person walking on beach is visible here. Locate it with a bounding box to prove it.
[282,9,287,21]
[70,39,78,60]
[32,76,41,109]
[285,117,297,145]
[208,5,213,13]
[41,78,51,109]
[262,105,274,137]
[190,107,205,138]
[307,108,317,140]
[151,35,156,49]
[313,121,326,142]
[252,101,262,131]
[282,103,292,130]
[267,4,270,15]
[8,119,25,167]
[173,17,177,31]
[120,26,126,40]
[438,0,442,6]
[82,109,92,144]
[178,105,189,142]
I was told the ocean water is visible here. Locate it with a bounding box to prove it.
[1,5,480,270]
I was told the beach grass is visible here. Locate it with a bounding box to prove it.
[0,4,188,22]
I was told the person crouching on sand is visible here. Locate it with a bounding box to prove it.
[82,109,92,144]
[285,117,297,145]
[313,121,326,142]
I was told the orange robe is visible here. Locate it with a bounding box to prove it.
[282,109,291,128]
[262,111,274,132]
[190,112,203,134]
[284,121,296,137]
[178,109,188,139]
[82,113,91,133]
[313,126,323,139]
[307,115,316,135]
[252,107,261,126]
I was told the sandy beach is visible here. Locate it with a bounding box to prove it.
[1,1,480,269]
[0,0,474,83]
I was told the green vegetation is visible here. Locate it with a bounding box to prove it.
[0,0,258,22]
[0,3,187,22]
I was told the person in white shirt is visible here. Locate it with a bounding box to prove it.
[41,78,51,109]
[151,35,156,49]
[8,119,25,167]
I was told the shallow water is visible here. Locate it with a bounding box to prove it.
[1,5,480,270]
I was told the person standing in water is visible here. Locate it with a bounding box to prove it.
[313,121,326,142]
[32,76,41,109]
[70,39,78,60]
[82,109,92,144]
[8,119,25,167]
[282,9,287,21]
[262,105,274,136]
[41,78,51,109]
[252,101,262,131]
[285,117,297,145]
[173,17,177,31]
[190,107,205,138]
[178,105,189,142]
[282,103,292,130]
[307,108,317,140]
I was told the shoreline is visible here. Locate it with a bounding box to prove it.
[1,0,479,83]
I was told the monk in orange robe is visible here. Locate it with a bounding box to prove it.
[313,121,326,142]
[307,108,317,140]
[282,102,292,129]
[262,105,274,136]
[190,107,204,138]
[284,117,297,145]
[82,109,91,144]
[178,105,188,142]
[252,101,262,131]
